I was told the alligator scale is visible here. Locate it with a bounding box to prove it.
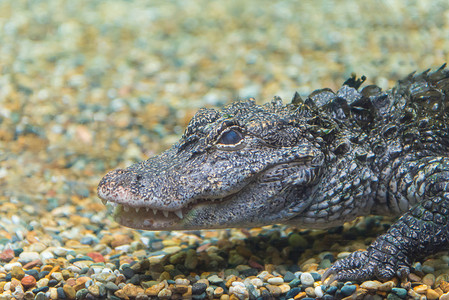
[98,65,449,282]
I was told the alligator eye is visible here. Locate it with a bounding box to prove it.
[217,128,243,145]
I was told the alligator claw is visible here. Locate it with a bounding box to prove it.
[323,247,411,283]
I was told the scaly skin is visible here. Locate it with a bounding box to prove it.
[98,65,449,282]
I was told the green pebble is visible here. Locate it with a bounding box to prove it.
[76,289,89,299]
[228,250,246,266]
[289,278,301,287]
[185,249,198,270]
[318,258,332,269]
[391,288,407,299]
[387,293,403,300]
[288,233,308,248]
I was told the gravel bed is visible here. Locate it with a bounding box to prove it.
[1,0,449,299]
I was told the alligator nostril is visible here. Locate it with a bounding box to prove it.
[135,174,143,182]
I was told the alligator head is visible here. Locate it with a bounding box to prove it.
[98,98,326,230]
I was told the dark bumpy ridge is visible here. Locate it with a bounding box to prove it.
[98,64,449,282]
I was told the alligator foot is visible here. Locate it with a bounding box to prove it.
[322,239,412,283]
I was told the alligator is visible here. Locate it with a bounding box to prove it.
[98,65,449,282]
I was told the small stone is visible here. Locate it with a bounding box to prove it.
[86,252,105,263]
[286,287,301,298]
[208,275,224,284]
[229,284,248,299]
[49,287,58,299]
[145,282,164,296]
[360,280,381,291]
[0,249,15,262]
[408,273,422,282]
[422,265,435,273]
[185,249,198,270]
[11,266,25,280]
[35,292,47,300]
[279,284,290,294]
[440,280,449,293]
[111,235,132,248]
[315,286,324,298]
[341,284,357,297]
[440,292,449,300]
[214,286,224,297]
[289,278,300,287]
[267,277,284,285]
[426,289,440,300]
[182,286,192,299]
[283,271,296,282]
[51,272,63,282]
[18,252,41,264]
[305,286,316,297]
[379,281,395,292]
[413,284,427,294]
[192,282,207,295]
[250,277,263,288]
[300,272,314,286]
[88,284,100,297]
[266,285,281,297]
[63,285,76,300]
[288,233,308,248]
[36,278,49,288]
[391,287,407,298]
[123,283,140,298]
[21,275,36,288]
[174,284,188,294]
[105,282,119,292]
[157,288,172,299]
[23,259,42,269]
[175,278,190,285]
[423,273,436,287]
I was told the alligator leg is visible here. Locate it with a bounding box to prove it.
[323,159,449,282]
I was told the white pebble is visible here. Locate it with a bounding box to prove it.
[300,272,315,286]
[232,281,245,287]
[315,286,324,298]
[250,278,263,288]
[115,244,130,252]
[267,277,284,285]
[4,262,22,271]
[40,250,55,261]
[3,282,11,291]
[52,247,72,256]
[229,285,248,297]
[18,251,40,264]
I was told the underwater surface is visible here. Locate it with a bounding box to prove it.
[1,0,449,299]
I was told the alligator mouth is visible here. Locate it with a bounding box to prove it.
[99,159,319,230]
[101,197,223,230]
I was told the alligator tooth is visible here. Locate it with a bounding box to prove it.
[146,207,150,212]
[124,205,129,212]
[152,209,158,215]
[163,210,169,218]
[135,207,140,213]
[174,209,183,219]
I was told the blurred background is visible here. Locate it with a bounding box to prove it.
[0,0,448,236]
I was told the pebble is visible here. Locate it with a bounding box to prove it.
[391,287,407,298]
[267,277,284,285]
[18,251,41,264]
[427,289,440,300]
[192,282,207,295]
[21,275,36,288]
[360,280,381,291]
[423,273,436,287]
[341,284,357,297]
[300,272,315,286]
